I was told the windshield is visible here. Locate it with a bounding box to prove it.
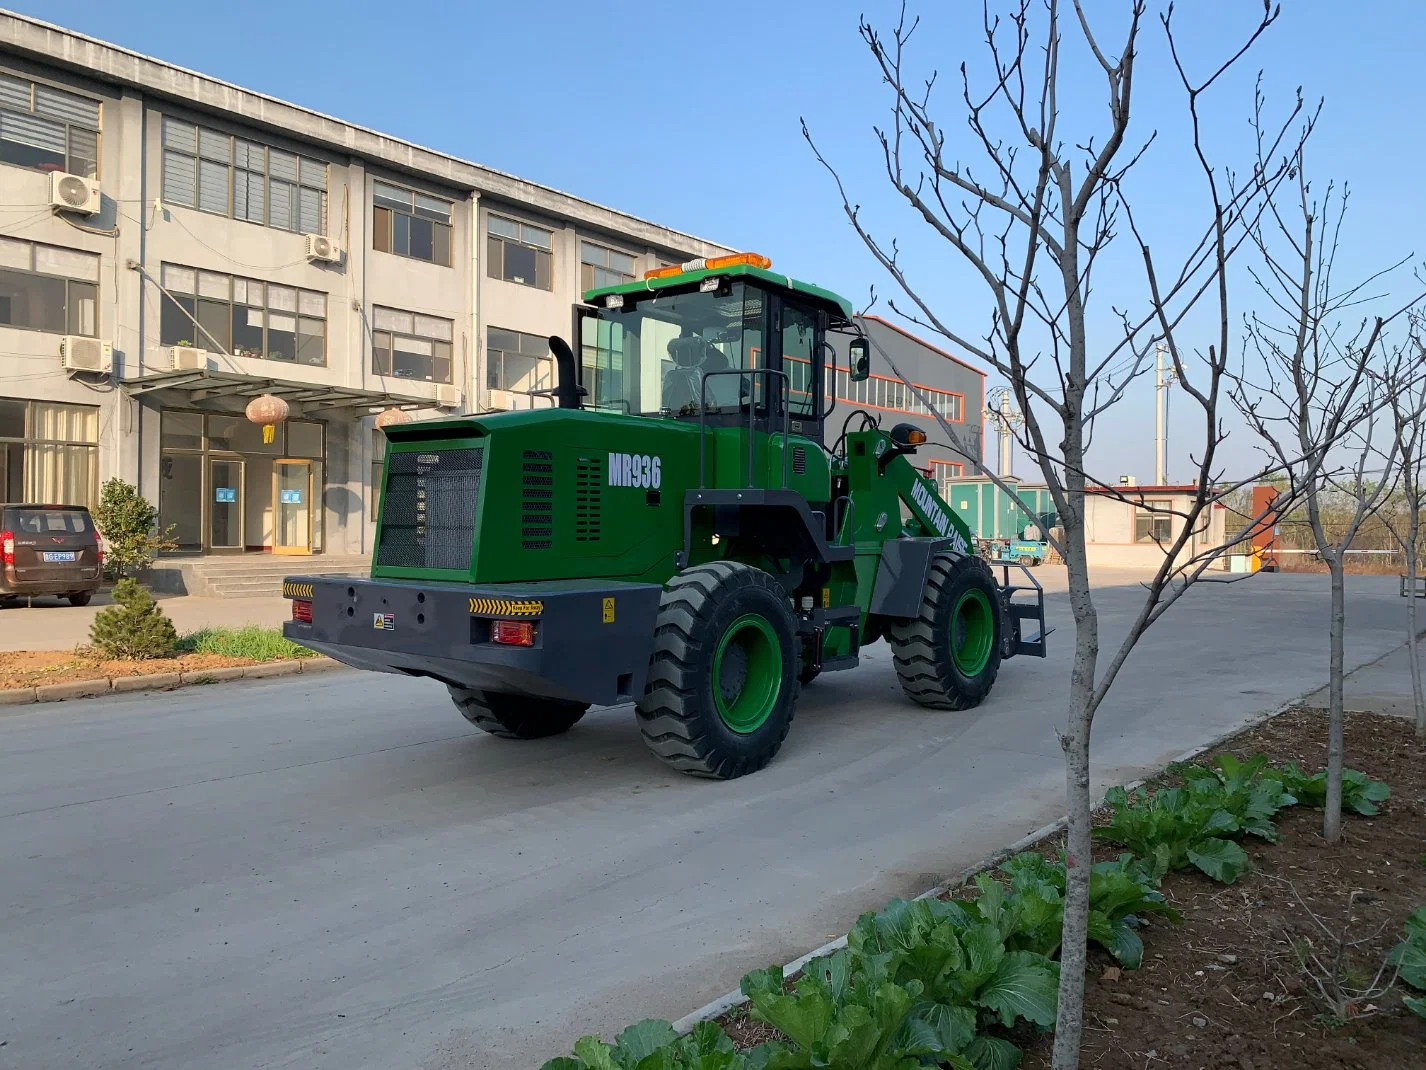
[579,282,765,416]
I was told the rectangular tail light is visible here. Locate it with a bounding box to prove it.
[490,619,536,646]
[291,599,313,623]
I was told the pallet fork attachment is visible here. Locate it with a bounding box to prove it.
[995,561,1052,658]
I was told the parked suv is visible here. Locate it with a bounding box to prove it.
[1,504,103,606]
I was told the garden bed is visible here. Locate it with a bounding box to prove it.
[1017,708,1426,1069]
[1,626,315,691]
[709,708,1426,1069]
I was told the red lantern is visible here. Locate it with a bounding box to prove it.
[245,394,289,445]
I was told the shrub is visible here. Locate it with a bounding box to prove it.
[89,579,177,659]
[93,477,176,579]
[1277,762,1391,816]
[175,626,314,660]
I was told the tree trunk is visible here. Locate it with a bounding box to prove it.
[1408,514,1425,739]
[1323,554,1346,842]
[1050,525,1098,1070]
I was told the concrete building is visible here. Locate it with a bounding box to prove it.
[0,11,731,557]
[0,12,986,561]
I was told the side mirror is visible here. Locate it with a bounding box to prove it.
[848,337,871,382]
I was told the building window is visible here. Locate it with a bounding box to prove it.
[487,327,553,394]
[371,306,454,383]
[158,264,327,365]
[1135,498,1174,543]
[372,182,452,266]
[580,241,636,291]
[0,397,99,507]
[834,368,963,421]
[0,237,98,335]
[487,214,552,289]
[161,117,327,233]
[0,74,99,178]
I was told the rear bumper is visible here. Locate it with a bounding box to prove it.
[1,573,101,597]
[281,575,663,706]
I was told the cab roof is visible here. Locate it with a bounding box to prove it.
[583,263,854,321]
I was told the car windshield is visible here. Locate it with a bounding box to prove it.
[579,282,765,416]
[3,508,92,534]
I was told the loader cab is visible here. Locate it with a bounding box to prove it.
[576,254,857,447]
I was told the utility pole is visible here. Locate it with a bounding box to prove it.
[984,387,1024,477]
[1154,341,1176,485]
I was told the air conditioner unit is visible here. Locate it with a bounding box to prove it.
[60,336,113,373]
[169,345,208,371]
[436,385,463,408]
[49,172,102,216]
[304,233,340,263]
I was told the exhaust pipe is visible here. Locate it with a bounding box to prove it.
[547,336,584,410]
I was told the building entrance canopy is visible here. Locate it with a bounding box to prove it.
[121,369,438,415]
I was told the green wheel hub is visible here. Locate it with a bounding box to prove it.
[712,613,783,733]
[950,588,994,676]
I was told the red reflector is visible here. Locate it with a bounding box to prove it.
[292,599,313,623]
[490,619,535,646]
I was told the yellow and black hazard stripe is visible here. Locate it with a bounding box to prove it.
[468,597,544,617]
[282,581,314,599]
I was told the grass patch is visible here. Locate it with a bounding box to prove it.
[175,625,315,661]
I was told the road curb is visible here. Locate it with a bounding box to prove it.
[669,642,1415,1036]
[0,656,344,709]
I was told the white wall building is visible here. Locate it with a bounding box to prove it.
[0,12,729,555]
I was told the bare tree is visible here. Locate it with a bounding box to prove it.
[1376,324,1426,737]
[1230,164,1416,842]
[804,2,1320,1066]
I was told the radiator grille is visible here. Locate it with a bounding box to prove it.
[375,447,482,570]
[575,456,602,542]
[521,450,554,550]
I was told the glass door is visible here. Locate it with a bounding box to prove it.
[208,457,244,551]
[273,459,312,555]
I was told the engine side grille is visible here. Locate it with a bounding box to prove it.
[375,447,482,571]
[575,456,602,542]
[521,449,554,550]
[792,446,808,476]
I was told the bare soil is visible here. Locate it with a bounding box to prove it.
[1019,708,1426,1069]
[1,649,274,689]
[718,709,1426,1068]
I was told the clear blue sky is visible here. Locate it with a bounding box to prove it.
[21,0,1426,482]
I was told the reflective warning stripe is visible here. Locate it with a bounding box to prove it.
[282,582,314,598]
[468,597,544,617]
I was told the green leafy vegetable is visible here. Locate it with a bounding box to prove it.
[544,1019,751,1070]
[1278,763,1391,816]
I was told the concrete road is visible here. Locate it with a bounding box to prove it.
[0,570,1412,1070]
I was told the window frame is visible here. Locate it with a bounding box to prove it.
[0,73,101,178]
[487,212,554,290]
[161,116,328,234]
[372,180,454,267]
[158,263,328,367]
[1134,497,1176,544]
[487,325,555,395]
[0,396,100,508]
[579,239,637,291]
[370,305,455,384]
[0,238,99,336]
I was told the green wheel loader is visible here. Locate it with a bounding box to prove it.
[283,253,1048,779]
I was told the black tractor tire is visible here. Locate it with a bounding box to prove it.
[68,592,93,607]
[447,687,588,739]
[636,561,799,779]
[886,552,1003,711]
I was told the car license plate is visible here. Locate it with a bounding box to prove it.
[42,551,76,562]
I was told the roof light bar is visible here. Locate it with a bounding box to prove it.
[642,252,771,281]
